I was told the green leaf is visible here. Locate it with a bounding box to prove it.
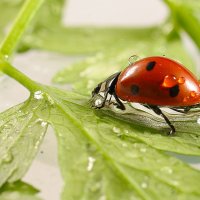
[0,181,42,200]
[0,1,23,41]
[0,97,47,187]
[1,84,200,199]
[164,0,200,49]
[33,87,200,200]
[53,27,195,96]
[0,0,65,53]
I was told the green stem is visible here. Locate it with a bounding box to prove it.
[164,0,200,50]
[0,60,40,92]
[0,0,45,58]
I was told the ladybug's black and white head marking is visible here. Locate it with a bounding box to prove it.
[91,72,126,110]
[92,72,121,97]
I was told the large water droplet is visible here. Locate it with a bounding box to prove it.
[87,156,96,172]
[113,127,120,134]
[161,75,177,88]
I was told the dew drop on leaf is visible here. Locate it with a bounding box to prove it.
[99,195,106,200]
[34,90,43,100]
[112,127,120,134]
[122,143,128,147]
[87,156,96,172]
[140,147,147,153]
[161,166,173,174]
[4,55,9,60]
[141,182,148,189]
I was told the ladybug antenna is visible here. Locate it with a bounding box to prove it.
[128,55,139,65]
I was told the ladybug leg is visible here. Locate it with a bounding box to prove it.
[113,92,126,110]
[148,105,175,135]
[171,108,189,113]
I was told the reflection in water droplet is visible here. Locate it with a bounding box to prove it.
[162,75,177,88]
[95,99,102,107]
[87,156,96,172]
[141,182,148,189]
[178,77,185,84]
[34,91,43,100]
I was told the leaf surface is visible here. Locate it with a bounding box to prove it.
[0,96,47,187]
[0,181,42,200]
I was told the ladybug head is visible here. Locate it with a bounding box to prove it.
[92,83,101,97]
[92,72,121,97]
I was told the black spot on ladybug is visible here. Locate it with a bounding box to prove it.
[169,84,179,97]
[131,85,140,95]
[146,61,156,71]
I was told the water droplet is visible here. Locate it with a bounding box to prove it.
[95,99,102,107]
[34,91,43,100]
[128,55,139,65]
[178,77,185,84]
[161,166,173,174]
[162,75,177,88]
[141,182,148,189]
[113,127,120,134]
[122,143,128,147]
[124,129,129,134]
[171,180,179,186]
[4,55,9,60]
[41,121,47,127]
[2,153,13,163]
[87,156,96,171]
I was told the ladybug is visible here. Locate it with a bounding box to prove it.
[92,56,200,134]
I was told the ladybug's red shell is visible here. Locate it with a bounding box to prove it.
[115,56,200,106]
